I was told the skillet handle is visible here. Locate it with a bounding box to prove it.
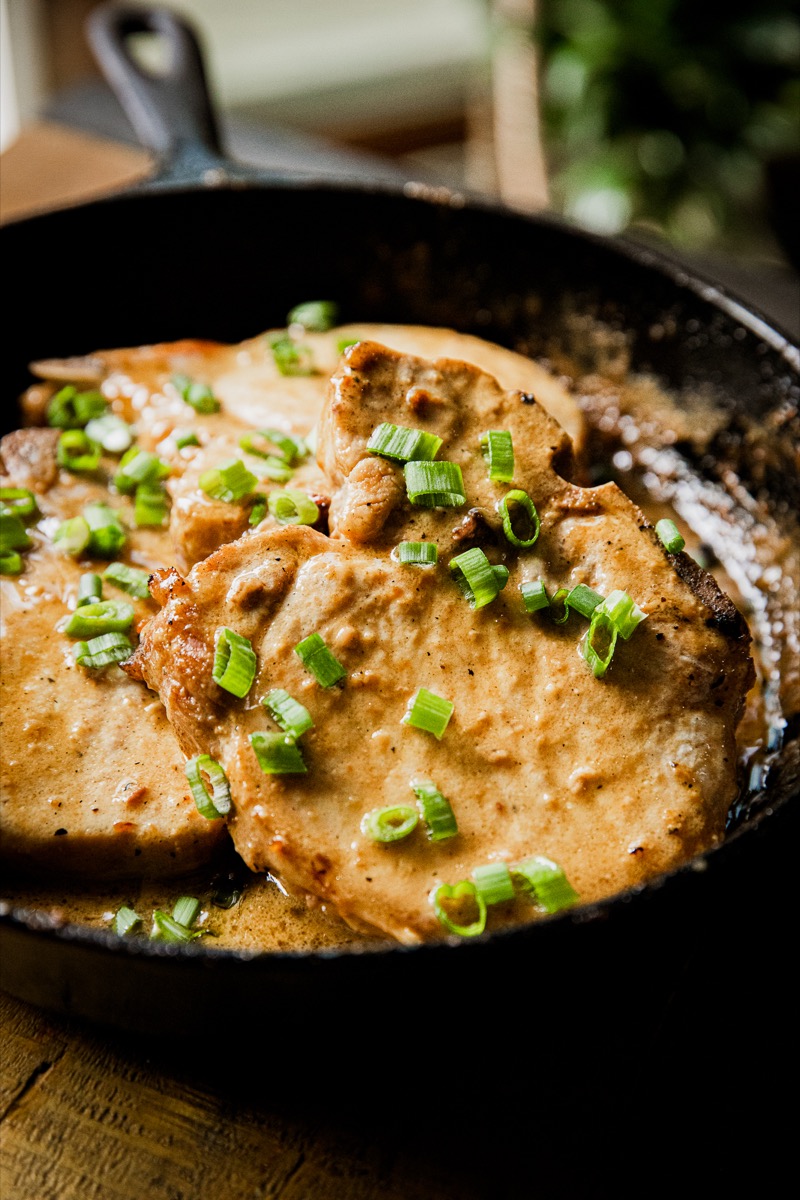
[86,4,239,184]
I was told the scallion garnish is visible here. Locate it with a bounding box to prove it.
[199,459,257,503]
[249,495,268,526]
[74,631,133,669]
[249,731,307,774]
[77,573,103,607]
[212,627,257,698]
[267,489,319,526]
[114,448,171,493]
[113,906,142,937]
[57,430,101,473]
[403,687,453,739]
[0,511,32,552]
[473,862,515,906]
[566,583,604,619]
[449,547,508,609]
[103,562,151,600]
[84,503,126,557]
[172,896,201,928]
[255,458,294,483]
[597,589,647,640]
[520,579,549,613]
[431,881,487,938]
[0,549,22,574]
[287,299,339,331]
[240,429,307,465]
[134,484,169,527]
[412,779,458,840]
[367,422,443,463]
[150,910,202,943]
[393,540,438,566]
[404,460,466,508]
[269,334,315,377]
[0,487,37,520]
[84,413,133,454]
[656,518,686,554]
[337,337,358,354]
[53,516,90,558]
[582,610,618,678]
[173,428,200,449]
[294,632,346,687]
[65,599,134,637]
[46,386,107,429]
[262,688,313,739]
[171,374,221,414]
[185,754,232,819]
[549,587,570,624]
[361,805,418,843]
[513,855,579,914]
[480,430,514,482]
[498,489,540,548]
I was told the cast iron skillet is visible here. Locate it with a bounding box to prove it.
[1,4,797,1050]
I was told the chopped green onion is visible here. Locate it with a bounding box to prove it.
[53,516,90,558]
[84,503,126,557]
[449,547,508,609]
[404,460,466,508]
[582,610,618,678]
[46,386,107,429]
[480,430,514,482]
[0,549,22,574]
[113,906,142,937]
[549,587,570,624]
[185,754,232,819]
[172,896,201,928]
[171,374,220,414]
[150,910,202,943]
[249,731,307,774]
[199,458,257,503]
[412,779,458,841]
[239,428,307,465]
[0,487,37,520]
[74,631,133,669]
[57,430,101,473]
[294,632,346,687]
[656,518,686,554]
[431,881,487,938]
[103,562,151,600]
[267,489,319,526]
[403,687,453,739]
[65,599,134,637]
[254,457,294,483]
[566,584,604,620]
[114,448,170,493]
[337,337,358,354]
[262,688,314,738]
[134,484,169,527]
[77,573,103,606]
[287,299,338,331]
[173,428,200,449]
[361,805,418,843]
[85,413,133,454]
[597,589,647,640]
[513,855,579,914]
[249,495,268,526]
[367,422,443,463]
[473,862,515,906]
[0,511,32,552]
[521,580,549,613]
[269,334,315,377]
[498,489,540,548]
[212,627,257,698]
[393,540,438,566]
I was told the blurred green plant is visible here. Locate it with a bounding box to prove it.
[534,0,800,250]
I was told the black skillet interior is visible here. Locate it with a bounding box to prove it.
[1,5,798,1051]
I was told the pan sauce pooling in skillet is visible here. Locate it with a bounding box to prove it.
[0,320,754,945]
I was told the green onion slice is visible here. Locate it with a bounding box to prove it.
[65,599,134,637]
[103,562,151,600]
[199,459,258,503]
[173,428,200,449]
[287,299,338,331]
[46,386,107,429]
[0,487,37,520]
[393,540,438,566]
[84,503,126,557]
[449,547,508,609]
[114,448,171,493]
[412,779,458,841]
[262,688,313,738]
[0,549,22,574]
[134,484,169,527]
[150,911,203,943]
[74,631,133,669]
[53,516,90,558]
[473,862,515,906]
[582,610,618,678]
[185,754,232,819]
[521,580,549,613]
[255,457,295,484]
[249,495,268,526]
[404,460,466,508]
[269,334,315,377]
[403,687,453,739]
[361,805,418,843]
[513,855,579,914]
[212,627,257,698]
[77,573,103,607]
[171,374,221,414]
[367,422,443,463]
[249,731,307,774]
[57,430,101,473]
[294,632,346,687]
[113,906,142,937]
[240,428,307,465]
[172,896,201,928]
[656,518,686,554]
[337,337,358,354]
[431,881,487,938]
[267,489,319,526]
[597,589,647,640]
[0,511,32,552]
[85,413,133,454]
[480,430,514,482]
[566,583,604,619]
[549,587,570,625]
[498,489,540,548]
